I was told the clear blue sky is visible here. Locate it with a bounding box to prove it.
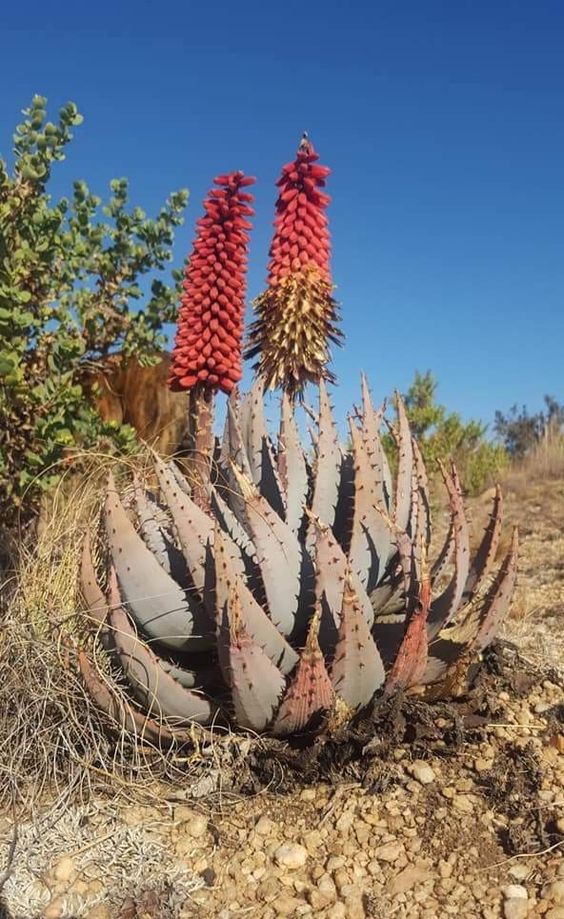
[2,0,563,430]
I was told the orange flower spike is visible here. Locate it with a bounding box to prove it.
[170,172,256,395]
[245,135,342,400]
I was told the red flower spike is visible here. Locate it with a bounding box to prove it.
[169,171,256,396]
[245,136,343,400]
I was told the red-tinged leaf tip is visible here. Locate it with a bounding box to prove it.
[272,611,334,735]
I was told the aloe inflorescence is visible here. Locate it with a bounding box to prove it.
[245,135,343,399]
[80,379,518,742]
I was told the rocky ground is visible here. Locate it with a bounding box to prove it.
[0,480,563,919]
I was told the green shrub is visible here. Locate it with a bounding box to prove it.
[0,95,188,526]
[386,371,508,495]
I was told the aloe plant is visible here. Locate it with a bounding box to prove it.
[80,378,518,740]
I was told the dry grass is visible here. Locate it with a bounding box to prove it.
[502,432,564,495]
[0,453,214,819]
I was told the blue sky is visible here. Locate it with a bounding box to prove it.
[2,0,563,430]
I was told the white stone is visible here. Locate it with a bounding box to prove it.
[274,843,308,870]
[409,761,436,785]
[502,885,528,900]
[503,900,529,919]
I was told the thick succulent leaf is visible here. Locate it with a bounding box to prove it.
[428,464,470,636]
[332,451,355,552]
[423,528,518,688]
[166,459,192,496]
[393,394,413,533]
[108,585,216,726]
[133,477,171,573]
[278,393,308,535]
[385,576,431,694]
[104,474,199,651]
[331,575,385,709]
[272,613,334,736]
[238,378,265,483]
[220,391,249,472]
[360,375,392,511]
[217,582,285,731]
[210,487,258,563]
[309,512,374,630]
[230,464,304,637]
[308,381,341,543]
[463,485,503,602]
[80,532,107,627]
[473,526,518,652]
[411,437,431,551]
[219,396,253,521]
[239,379,286,518]
[154,456,212,600]
[431,521,454,587]
[214,525,298,675]
[348,420,394,592]
[77,648,187,746]
[156,657,214,690]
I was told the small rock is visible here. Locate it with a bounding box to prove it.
[183,814,208,839]
[274,842,308,870]
[373,842,402,863]
[508,865,531,881]
[326,855,346,872]
[256,816,276,835]
[502,885,528,900]
[389,865,431,895]
[53,855,76,884]
[452,794,474,814]
[317,874,337,901]
[43,901,64,919]
[409,761,436,785]
[273,894,305,916]
[474,757,494,773]
[551,734,564,754]
[503,900,529,919]
[86,907,111,919]
[556,817,564,834]
[326,903,347,919]
[543,881,564,905]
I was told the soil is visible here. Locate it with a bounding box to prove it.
[0,480,563,919]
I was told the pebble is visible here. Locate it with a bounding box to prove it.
[503,901,529,919]
[53,855,76,883]
[373,842,402,863]
[86,907,111,919]
[256,816,276,835]
[409,761,436,785]
[182,814,208,839]
[273,894,305,915]
[389,865,431,895]
[543,881,564,905]
[502,885,528,900]
[274,843,308,870]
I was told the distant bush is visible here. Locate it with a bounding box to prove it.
[494,396,564,458]
[388,371,508,495]
[0,96,188,527]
